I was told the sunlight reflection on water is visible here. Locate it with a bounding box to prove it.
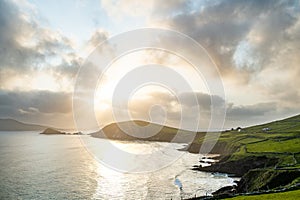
[81,136,189,173]
[82,137,238,199]
[0,132,238,200]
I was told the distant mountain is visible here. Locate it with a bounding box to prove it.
[91,120,205,143]
[0,119,47,131]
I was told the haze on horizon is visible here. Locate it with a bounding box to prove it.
[0,0,299,130]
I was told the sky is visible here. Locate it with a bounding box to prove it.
[0,0,299,130]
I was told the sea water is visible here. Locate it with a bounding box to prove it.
[0,131,238,199]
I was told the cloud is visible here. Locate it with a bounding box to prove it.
[100,0,190,23]
[126,91,226,130]
[0,0,111,128]
[178,92,225,110]
[227,102,277,119]
[0,89,74,128]
[0,90,72,115]
[101,0,153,19]
[86,29,109,49]
[0,0,80,89]
[145,0,300,117]
[152,0,298,73]
[125,90,297,130]
[0,0,299,129]
[0,0,41,70]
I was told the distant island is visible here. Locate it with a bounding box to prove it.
[40,128,82,135]
[0,119,47,131]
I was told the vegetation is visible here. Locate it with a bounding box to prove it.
[93,115,300,199]
[193,114,300,199]
[216,114,300,167]
[225,189,300,200]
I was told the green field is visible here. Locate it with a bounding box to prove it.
[247,138,300,153]
[216,114,300,165]
[225,189,300,200]
[198,114,300,199]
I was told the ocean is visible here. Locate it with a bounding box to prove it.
[0,131,237,199]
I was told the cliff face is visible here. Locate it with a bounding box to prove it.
[237,169,300,193]
[194,114,300,199]
[185,141,231,154]
[195,156,278,177]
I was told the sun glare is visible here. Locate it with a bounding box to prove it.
[93,49,209,127]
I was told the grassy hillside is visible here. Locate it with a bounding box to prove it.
[193,114,300,199]
[91,120,205,143]
[222,114,300,167]
[225,189,300,200]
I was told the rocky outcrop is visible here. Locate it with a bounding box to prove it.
[194,156,278,177]
[237,169,300,193]
[211,185,237,198]
[183,141,231,154]
[193,156,300,199]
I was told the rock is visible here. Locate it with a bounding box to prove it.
[237,169,300,193]
[212,185,236,198]
[195,156,278,177]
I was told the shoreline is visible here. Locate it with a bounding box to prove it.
[37,114,300,200]
[40,131,300,199]
[190,154,300,199]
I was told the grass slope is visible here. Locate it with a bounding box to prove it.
[217,114,300,167]
[194,114,300,199]
[91,120,204,143]
[225,189,300,200]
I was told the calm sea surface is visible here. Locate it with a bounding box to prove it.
[0,131,237,199]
